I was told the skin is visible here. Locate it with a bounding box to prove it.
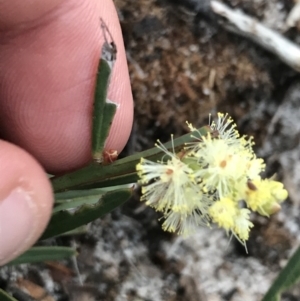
[0,0,133,265]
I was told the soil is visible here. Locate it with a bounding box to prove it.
[1,0,300,300]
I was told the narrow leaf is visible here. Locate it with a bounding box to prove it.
[92,59,116,162]
[76,173,138,190]
[41,188,132,240]
[54,189,108,212]
[0,290,18,301]
[262,245,300,301]
[55,226,87,237]
[55,185,129,200]
[8,247,76,266]
[51,126,209,192]
[92,20,117,163]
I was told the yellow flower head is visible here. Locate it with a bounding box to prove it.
[192,136,255,197]
[209,197,237,230]
[137,140,210,216]
[245,179,288,216]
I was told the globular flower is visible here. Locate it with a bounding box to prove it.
[192,136,252,198]
[136,112,288,246]
[245,179,288,216]
[136,156,195,212]
[136,140,210,229]
[208,197,237,230]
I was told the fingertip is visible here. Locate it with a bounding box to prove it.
[0,140,53,265]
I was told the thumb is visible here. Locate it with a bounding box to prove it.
[0,140,53,265]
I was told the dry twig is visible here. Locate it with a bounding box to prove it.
[211,0,300,72]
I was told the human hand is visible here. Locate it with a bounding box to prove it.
[0,0,133,265]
